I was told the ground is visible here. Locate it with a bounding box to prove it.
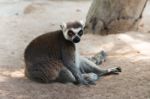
[0,0,150,99]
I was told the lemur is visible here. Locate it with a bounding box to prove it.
[24,21,121,85]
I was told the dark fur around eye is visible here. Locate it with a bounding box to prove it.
[78,30,83,36]
[68,30,75,37]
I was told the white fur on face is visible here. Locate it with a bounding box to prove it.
[63,27,83,41]
[71,28,82,35]
[71,28,82,41]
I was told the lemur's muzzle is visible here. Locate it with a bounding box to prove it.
[73,36,80,43]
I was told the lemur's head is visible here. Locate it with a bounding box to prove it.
[60,21,85,43]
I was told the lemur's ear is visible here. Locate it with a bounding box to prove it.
[79,20,85,28]
[60,23,67,31]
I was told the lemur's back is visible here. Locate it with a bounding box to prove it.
[24,30,66,83]
[24,30,63,62]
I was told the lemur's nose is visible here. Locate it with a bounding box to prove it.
[73,36,80,43]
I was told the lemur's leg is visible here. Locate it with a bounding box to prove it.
[87,50,107,65]
[56,67,97,85]
[80,56,121,77]
[56,67,76,83]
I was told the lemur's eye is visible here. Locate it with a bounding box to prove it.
[68,30,75,37]
[78,30,83,36]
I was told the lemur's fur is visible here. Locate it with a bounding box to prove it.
[24,21,121,85]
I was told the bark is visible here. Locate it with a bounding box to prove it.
[85,0,148,35]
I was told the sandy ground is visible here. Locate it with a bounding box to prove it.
[0,0,150,99]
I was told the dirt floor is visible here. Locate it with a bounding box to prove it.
[0,0,150,99]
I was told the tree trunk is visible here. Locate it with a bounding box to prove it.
[85,0,148,35]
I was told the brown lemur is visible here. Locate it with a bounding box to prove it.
[24,21,121,85]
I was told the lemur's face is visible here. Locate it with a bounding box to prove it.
[60,21,84,43]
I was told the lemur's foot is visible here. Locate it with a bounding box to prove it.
[108,67,122,74]
[82,73,99,85]
[90,50,107,65]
